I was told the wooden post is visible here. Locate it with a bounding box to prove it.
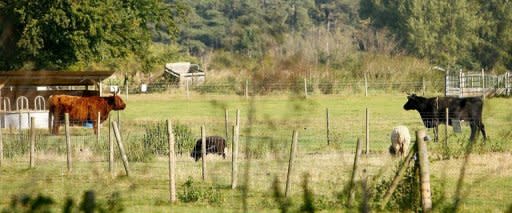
[201,125,206,181]
[109,116,114,173]
[99,81,103,96]
[231,125,239,189]
[236,109,240,127]
[245,80,249,99]
[445,108,449,146]
[117,111,121,133]
[380,142,417,209]
[97,112,101,144]
[507,72,510,96]
[224,108,229,143]
[285,130,298,197]
[29,117,35,168]
[364,73,368,97]
[422,77,426,96]
[125,85,129,101]
[365,108,370,155]
[326,108,330,145]
[65,113,72,172]
[417,130,432,211]
[167,120,177,203]
[0,126,3,167]
[482,68,485,98]
[304,78,308,98]
[347,138,363,207]
[113,121,130,176]
[186,80,190,99]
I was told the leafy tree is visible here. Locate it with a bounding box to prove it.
[474,0,512,71]
[359,0,512,70]
[0,0,183,71]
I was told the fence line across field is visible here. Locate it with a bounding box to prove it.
[103,79,445,98]
[0,115,510,210]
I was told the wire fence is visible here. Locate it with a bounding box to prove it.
[1,105,511,210]
[103,79,445,97]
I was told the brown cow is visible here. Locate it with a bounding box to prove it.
[48,94,126,135]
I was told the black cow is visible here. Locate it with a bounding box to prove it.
[403,94,486,142]
[190,136,226,161]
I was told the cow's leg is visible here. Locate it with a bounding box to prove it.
[52,113,60,135]
[479,122,487,142]
[93,122,98,135]
[469,122,478,142]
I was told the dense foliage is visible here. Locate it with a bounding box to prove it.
[0,0,183,70]
[1,0,510,72]
[360,0,512,72]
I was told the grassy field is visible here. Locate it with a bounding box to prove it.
[1,92,511,212]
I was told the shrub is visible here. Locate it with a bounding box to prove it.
[178,177,224,205]
[373,165,420,211]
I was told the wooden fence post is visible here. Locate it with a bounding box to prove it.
[97,112,101,144]
[232,125,239,189]
[482,68,485,98]
[109,116,114,173]
[65,113,72,172]
[224,108,229,143]
[113,121,130,176]
[417,130,432,211]
[236,109,240,127]
[0,126,3,167]
[186,80,190,99]
[29,117,35,168]
[125,84,129,101]
[167,120,177,203]
[245,80,249,99]
[445,108,449,146]
[347,137,363,207]
[422,77,426,95]
[201,125,206,181]
[364,73,368,97]
[285,130,298,197]
[365,108,370,155]
[326,108,330,145]
[304,78,308,98]
[117,111,121,133]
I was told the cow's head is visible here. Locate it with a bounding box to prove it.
[108,95,126,110]
[403,93,425,110]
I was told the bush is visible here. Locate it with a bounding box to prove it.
[373,165,420,211]
[178,177,224,205]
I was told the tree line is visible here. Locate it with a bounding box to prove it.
[1,0,511,73]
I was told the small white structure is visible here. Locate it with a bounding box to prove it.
[389,125,411,157]
[164,62,205,87]
[1,96,48,129]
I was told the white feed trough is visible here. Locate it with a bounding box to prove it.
[1,96,49,129]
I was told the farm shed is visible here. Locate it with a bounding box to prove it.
[164,62,205,87]
[0,71,115,128]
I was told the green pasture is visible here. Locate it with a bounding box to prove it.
[1,93,511,212]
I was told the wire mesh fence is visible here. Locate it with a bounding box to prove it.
[1,98,511,211]
[104,79,444,97]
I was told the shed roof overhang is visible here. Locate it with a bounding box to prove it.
[0,71,115,87]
